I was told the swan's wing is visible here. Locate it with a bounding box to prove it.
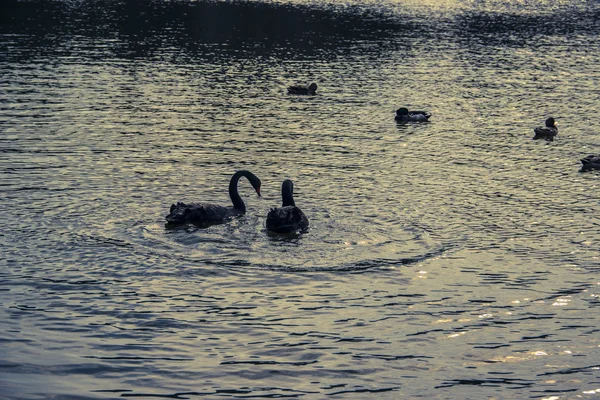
[266,206,309,233]
[166,202,229,223]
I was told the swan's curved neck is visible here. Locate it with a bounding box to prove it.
[282,181,296,207]
[229,171,248,211]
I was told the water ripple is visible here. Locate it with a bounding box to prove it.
[2,0,600,399]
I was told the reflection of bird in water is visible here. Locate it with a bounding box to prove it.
[287,82,318,95]
[266,179,309,233]
[166,170,261,225]
[533,117,558,141]
[580,154,600,171]
[394,107,432,122]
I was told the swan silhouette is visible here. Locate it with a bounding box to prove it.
[287,83,318,95]
[166,170,261,225]
[266,179,309,233]
[533,117,558,141]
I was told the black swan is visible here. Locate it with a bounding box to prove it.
[287,83,317,95]
[266,179,309,233]
[394,107,432,122]
[533,117,558,141]
[166,170,261,225]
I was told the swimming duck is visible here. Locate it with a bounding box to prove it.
[533,117,558,141]
[394,107,432,122]
[166,170,261,225]
[580,154,600,171]
[287,83,318,95]
[266,179,309,233]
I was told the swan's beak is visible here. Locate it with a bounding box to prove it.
[256,188,261,197]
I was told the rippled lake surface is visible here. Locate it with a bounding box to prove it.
[1,0,600,398]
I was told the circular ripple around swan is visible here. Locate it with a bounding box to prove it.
[83,213,445,273]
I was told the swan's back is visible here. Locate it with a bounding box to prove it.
[266,206,309,233]
[165,170,261,225]
[166,202,230,224]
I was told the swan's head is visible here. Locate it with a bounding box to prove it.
[545,117,556,128]
[282,179,294,195]
[396,107,409,116]
[235,170,262,197]
[249,174,262,197]
[309,83,318,92]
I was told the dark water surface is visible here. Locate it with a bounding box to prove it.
[1,0,600,398]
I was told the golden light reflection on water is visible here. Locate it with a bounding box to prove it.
[552,296,572,307]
